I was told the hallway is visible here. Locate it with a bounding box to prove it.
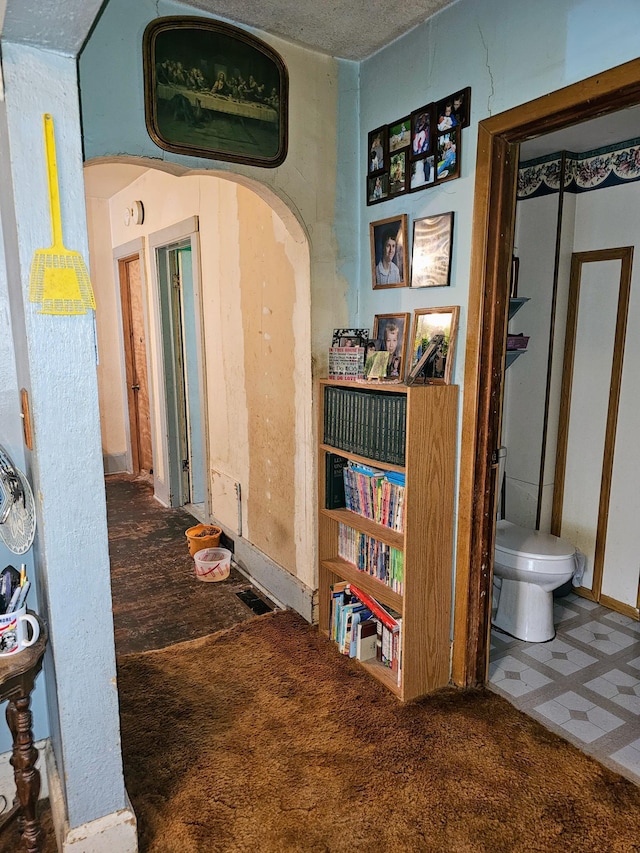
[107,473,276,656]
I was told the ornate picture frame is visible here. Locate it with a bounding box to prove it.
[143,17,288,167]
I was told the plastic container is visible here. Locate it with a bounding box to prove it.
[185,523,222,557]
[193,547,231,582]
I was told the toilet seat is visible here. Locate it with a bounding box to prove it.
[495,520,575,574]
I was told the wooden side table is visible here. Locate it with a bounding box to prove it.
[0,614,47,853]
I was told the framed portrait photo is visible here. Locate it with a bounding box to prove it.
[407,306,460,385]
[388,117,411,153]
[410,105,433,158]
[368,126,388,174]
[435,128,460,183]
[410,212,454,288]
[370,215,409,290]
[372,313,410,381]
[143,17,288,167]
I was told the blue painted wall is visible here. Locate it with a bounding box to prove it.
[356,0,640,385]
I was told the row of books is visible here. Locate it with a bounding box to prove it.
[328,346,365,381]
[343,461,406,532]
[338,523,404,593]
[323,385,407,466]
[329,581,402,682]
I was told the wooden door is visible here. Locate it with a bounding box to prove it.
[119,255,153,475]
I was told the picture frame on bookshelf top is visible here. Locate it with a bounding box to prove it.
[369,313,410,382]
[370,214,408,290]
[407,305,460,385]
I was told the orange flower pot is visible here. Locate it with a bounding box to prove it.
[185,523,222,557]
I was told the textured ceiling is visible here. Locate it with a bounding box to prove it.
[178,0,459,60]
[2,0,459,60]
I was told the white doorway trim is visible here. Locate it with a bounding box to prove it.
[147,216,209,516]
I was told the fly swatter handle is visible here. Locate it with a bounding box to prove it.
[43,114,64,248]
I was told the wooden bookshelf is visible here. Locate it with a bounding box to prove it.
[318,379,458,701]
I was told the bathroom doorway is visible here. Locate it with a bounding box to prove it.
[453,59,640,786]
[453,57,640,690]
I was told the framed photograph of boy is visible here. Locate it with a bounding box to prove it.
[372,313,410,380]
[367,173,389,205]
[368,126,387,174]
[410,212,454,288]
[410,105,433,158]
[388,117,410,153]
[435,129,460,183]
[409,155,435,191]
[143,17,288,167]
[389,151,408,196]
[370,215,408,290]
[407,305,460,385]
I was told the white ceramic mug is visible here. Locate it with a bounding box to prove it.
[0,606,40,656]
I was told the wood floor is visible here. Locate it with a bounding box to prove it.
[107,473,274,656]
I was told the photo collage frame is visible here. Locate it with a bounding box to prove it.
[367,87,470,205]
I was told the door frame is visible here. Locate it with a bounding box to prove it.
[147,216,210,514]
[113,238,154,475]
[452,57,640,687]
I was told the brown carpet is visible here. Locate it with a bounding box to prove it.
[115,610,640,853]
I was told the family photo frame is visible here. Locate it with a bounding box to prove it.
[410,212,454,288]
[370,215,409,289]
[365,87,469,204]
[143,17,288,167]
[407,305,460,385]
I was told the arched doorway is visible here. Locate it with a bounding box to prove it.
[84,161,315,602]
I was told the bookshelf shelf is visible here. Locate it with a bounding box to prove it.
[319,444,405,474]
[321,556,403,611]
[321,508,404,550]
[318,379,458,702]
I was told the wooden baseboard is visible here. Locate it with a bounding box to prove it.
[599,593,639,621]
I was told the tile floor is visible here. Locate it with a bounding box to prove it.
[489,591,640,786]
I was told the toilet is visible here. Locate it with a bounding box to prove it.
[492,448,576,642]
